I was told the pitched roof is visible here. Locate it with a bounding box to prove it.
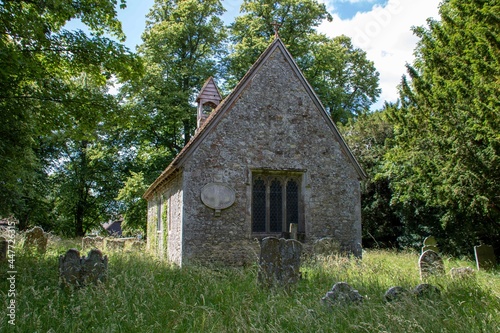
[143,38,366,200]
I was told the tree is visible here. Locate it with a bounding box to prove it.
[385,0,500,254]
[225,0,380,124]
[339,103,399,248]
[0,0,141,233]
[117,0,227,233]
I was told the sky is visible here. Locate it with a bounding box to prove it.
[77,0,441,109]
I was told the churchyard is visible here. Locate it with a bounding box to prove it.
[0,233,499,332]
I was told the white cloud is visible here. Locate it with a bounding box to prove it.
[318,0,441,108]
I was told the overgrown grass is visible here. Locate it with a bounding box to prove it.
[1,239,499,332]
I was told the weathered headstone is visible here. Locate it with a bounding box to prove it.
[82,236,104,250]
[59,249,82,287]
[421,236,439,254]
[59,248,108,288]
[419,250,445,279]
[313,237,341,257]
[24,226,48,254]
[384,286,410,302]
[474,245,496,271]
[0,236,7,261]
[321,282,363,306]
[258,237,302,288]
[81,249,108,285]
[412,283,440,298]
[450,267,475,279]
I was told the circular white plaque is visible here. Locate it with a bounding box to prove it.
[200,183,236,210]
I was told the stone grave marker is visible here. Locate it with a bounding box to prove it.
[419,250,445,279]
[59,248,108,287]
[313,237,341,257]
[474,245,496,271]
[82,236,104,250]
[412,283,440,298]
[0,236,7,261]
[59,249,82,287]
[81,249,108,285]
[258,237,302,288]
[421,236,439,254]
[384,286,410,302]
[24,226,48,254]
[450,267,475,279]
[321,282,363,306]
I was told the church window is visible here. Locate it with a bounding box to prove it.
[251,172,302,235]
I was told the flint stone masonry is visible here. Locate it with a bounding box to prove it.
[321,282,363,306]
[59,248,108,287]
[474,245,496,271]
[24,226,48,254]
[144,39,364,266]
[419,250,445,279]
[258,237,302,288]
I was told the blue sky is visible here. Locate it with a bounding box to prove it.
[67,0,440,108]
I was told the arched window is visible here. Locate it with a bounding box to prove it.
[251,172,302,235]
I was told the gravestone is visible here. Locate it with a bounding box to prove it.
[258,237,302,288]
[59,249,82,287]
[412,283,440,298]
[82,236,104,250]
[24,226,48,254]
[450,267,475,279]
[419,250,445,279]
[0,236,7,261]
[474,245,496,270]
[384,286,410,302]
[321,282,363,306]
[59,248,108,287]
[421,236,439,254]
[81,249,108,285]
[313,237,341,257]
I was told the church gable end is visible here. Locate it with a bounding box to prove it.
[145,38,364,265]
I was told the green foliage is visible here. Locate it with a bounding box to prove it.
[385,0,500,254]
[0,1,141,233]
[339,105,400,248]
[116,171,148,235]
[225,0,380,124]
[2,244,499,332]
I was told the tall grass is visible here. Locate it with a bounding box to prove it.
[1,239,499,332]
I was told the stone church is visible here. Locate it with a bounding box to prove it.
[143,38,366,266]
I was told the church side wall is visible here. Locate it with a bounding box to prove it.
[146,173,183,266]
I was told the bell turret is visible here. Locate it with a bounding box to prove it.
[196,77,222,129]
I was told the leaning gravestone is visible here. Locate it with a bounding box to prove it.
[24,226,48,254]
[421,236,439,254]
[258,237,302,288]
[0,236,7,261]
[419,250,445,280]
[474,245,496,271]
[321,282,363,306]
[59,249,82,287]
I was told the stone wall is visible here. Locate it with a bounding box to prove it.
[179,46,362,265]
[147,173,183,265]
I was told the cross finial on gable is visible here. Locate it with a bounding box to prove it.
[271,21,281,39]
